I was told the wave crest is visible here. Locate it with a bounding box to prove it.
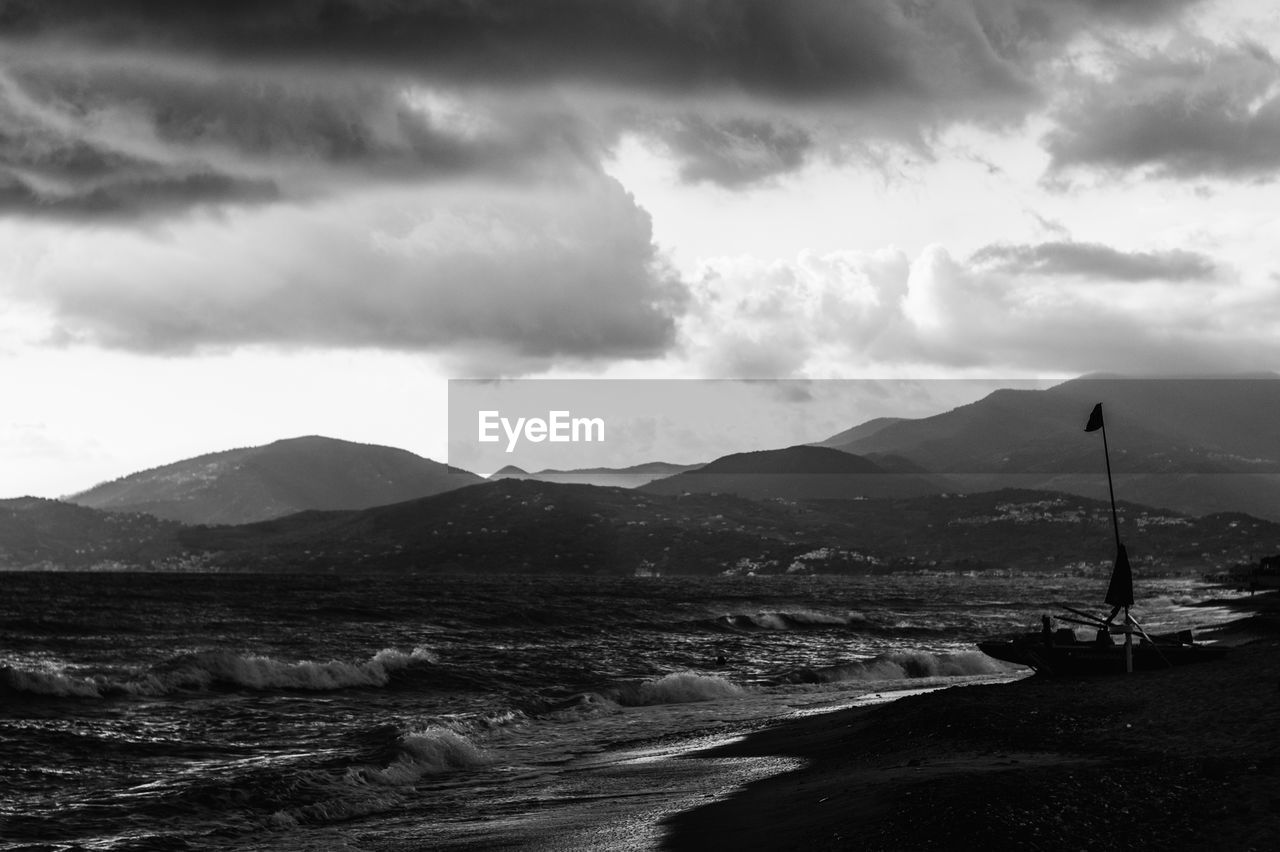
[712,609,867,632]
[614,671,745,706]
[353,727,489,786]
[1,665,106,698]
[166,645,438,691]
[784,650,1013,684]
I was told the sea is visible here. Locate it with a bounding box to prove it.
[0,571,1243,851]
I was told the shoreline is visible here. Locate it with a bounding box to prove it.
[660,593,1280,851]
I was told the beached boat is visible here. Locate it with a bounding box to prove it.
[977,402,1228,676]
[977,616,1228,675]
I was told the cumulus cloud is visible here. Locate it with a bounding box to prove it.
[1045,39,1280,181]
[15,174,684,368]
[680,241,1272,377]
[679,248,913,376]
[970,241,1217,282]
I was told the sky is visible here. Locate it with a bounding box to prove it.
[2,0,1279,495]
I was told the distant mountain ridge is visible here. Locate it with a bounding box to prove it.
[825,375,1280,520]
[70,436,483,525]
[489,461,702,488]
[55,373,1280,527]
[813,416,907,448]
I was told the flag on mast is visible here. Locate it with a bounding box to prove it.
[1084,403,1104,432]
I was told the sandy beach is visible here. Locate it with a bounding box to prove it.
[662,594,1280,851]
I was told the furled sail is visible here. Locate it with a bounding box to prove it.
[1105,542,1134,608]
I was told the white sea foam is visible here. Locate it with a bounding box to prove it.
[0,646,439,699]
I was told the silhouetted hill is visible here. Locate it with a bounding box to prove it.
[829,376,1280,520]
[489,461,702,488]
[178,479,1280,577]
[696,445,885,475]
[640,445,945,500]
[862,454,932,475]
[70,436,483,525]
[0,498,187,570]
[540,462,699,476]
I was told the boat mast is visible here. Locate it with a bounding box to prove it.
[1099,412,1121,552]
[1086,402,1134,672]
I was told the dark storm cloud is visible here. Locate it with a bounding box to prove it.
[970,241,1217,282]
[0,0,1207,212]
[0,0,1202,89]
[0,169,278,218]
[0,0,1026,100]
[0,55,601,218]
[650,116,814,187]
[1046,40,1280,181]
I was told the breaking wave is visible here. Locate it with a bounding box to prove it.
[782,650,1014,684]
[613,671,746,706]
[542,671,747,714]
[352,726,490,786]
[161,646,440,691]
[0,665,107,698]
[0,646,439,699]
[709,609,868,632]
[268,725,490,828]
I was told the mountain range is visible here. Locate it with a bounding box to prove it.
[824,375,1280,520]
[21,372,1280,535]
[9,372,1280,574]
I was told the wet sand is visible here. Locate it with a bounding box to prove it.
[662,595,1280,851]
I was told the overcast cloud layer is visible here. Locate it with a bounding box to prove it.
[2,0,1277,377]
[0,0,1214,218]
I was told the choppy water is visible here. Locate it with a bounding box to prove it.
[0,571,1240,851]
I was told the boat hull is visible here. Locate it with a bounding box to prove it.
[978,636,1228,676]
